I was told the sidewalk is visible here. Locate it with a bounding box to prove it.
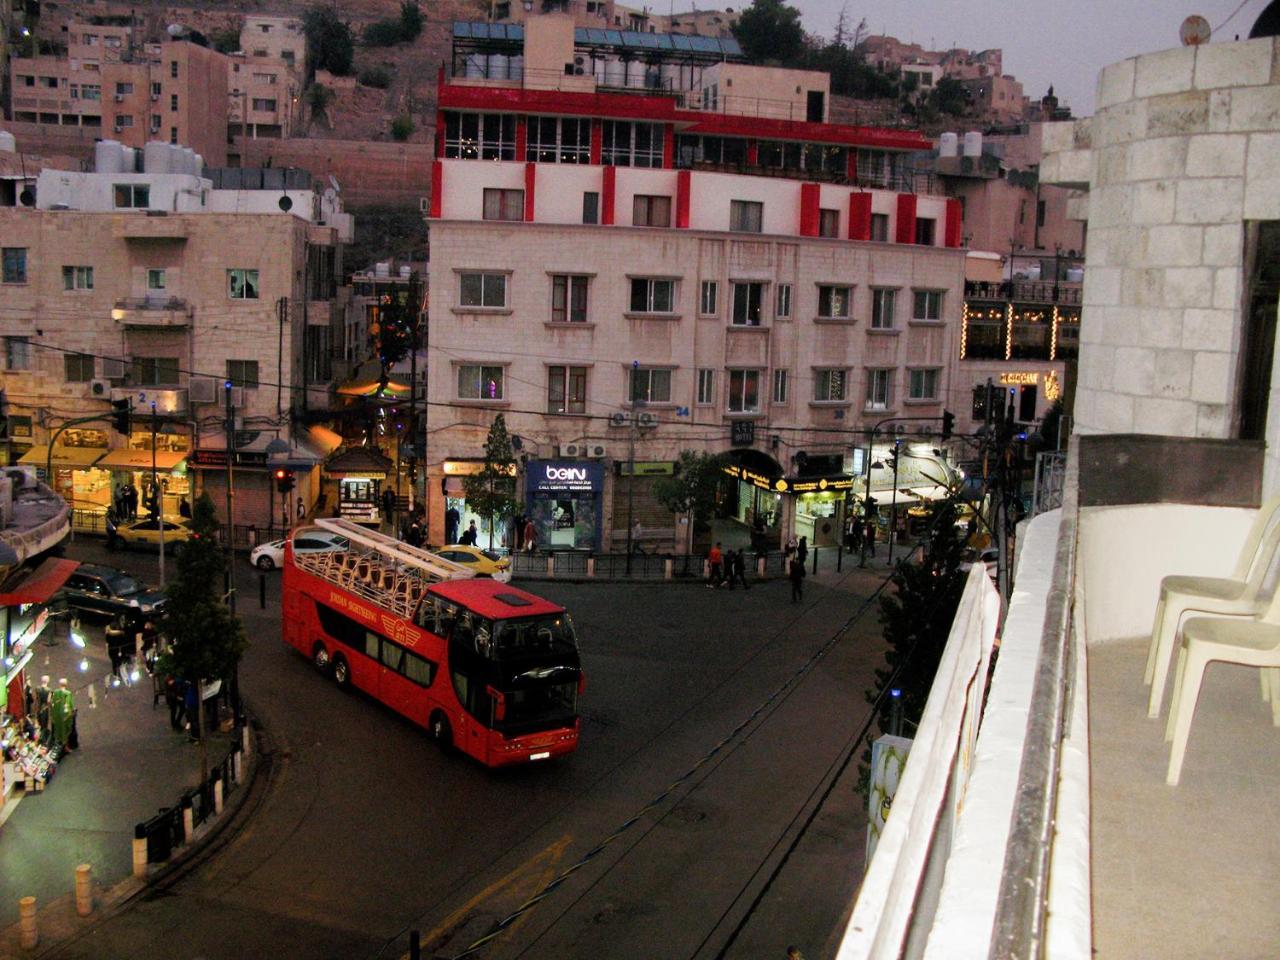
[0,617,237,941]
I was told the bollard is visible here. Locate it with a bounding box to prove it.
[213,775,224,815]
[837,543,843,572]
[19,896,37,948]
[75,864,92,917]
[132,824,148,878]
[181,795,194,844]
[813,548,818,575]
[232,747,243,783]
[586,556,595,578]
[757,556,766,578]
[545,554,554,577]
[664,558,673,580]
[242,722,252,758]
[259,573,266,609]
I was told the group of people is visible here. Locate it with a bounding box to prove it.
[111,483,139,521]
[705,542,752,590]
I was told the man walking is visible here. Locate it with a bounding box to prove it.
[789,554,806,603]
[707,542,723,587]
[729,548,750,590]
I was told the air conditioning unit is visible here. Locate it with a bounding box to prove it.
[150,93,159,101]
[188,377,217,404]
[637,412,658,429]
[560,443,584,458]
[114,93,125,102]
[226,386,245,408]
[101,357,126,379]
[89,379,112,397]
[608,412,627,429]
[587,444,608,458]
[894,423,908,435]
[113,123,124,132]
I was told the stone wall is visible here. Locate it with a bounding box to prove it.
[235,137,434,207]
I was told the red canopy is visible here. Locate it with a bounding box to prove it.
[0,558,80,605]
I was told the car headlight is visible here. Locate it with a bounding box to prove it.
[128,598,140,607]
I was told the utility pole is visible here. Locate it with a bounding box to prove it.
[152,401,165,587]
[223,381,236,617]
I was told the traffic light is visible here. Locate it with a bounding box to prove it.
[110,398,131,435]
[275,468,295,494]
[941,409,955,441]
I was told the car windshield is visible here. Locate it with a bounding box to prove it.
[105,573,142,597]
[481,549,502,562]
[490,615,579,657]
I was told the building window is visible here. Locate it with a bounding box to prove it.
[482,188,525,222]
[866,368,893,410]
[114,114,134,128]
[582,192,599,224]
[912,289,943,321]
[630,367,672,403]
[629,278,675,314]
[547,365,588,414]
[772,368,788,404]
[915,217,936,245]
[818,208,840,238]
[457,364,505,400]
[551,275,588,323]
[170,93,179,111]
[697,368,715,405]
[170,128,178,145]
[908,368,939,401]
[459,272,508,309]
[729,199,763,233]
[870,288,897,329]
[227,268,260,299]
[115,81,133,95]
[5,337,31,370]
[526,116,591,164]
[113,184,150,208]
[776,283,792,319]
[133,357,180,386]
[226,359,260,389]
[2,248,27,284]
[814,368,847,402]
[632,194,671,227]
[870,213,889,242]
[151,81,162,98]
[148,269,166,290]
[150,114,161,133]
[62,265,94,290]
[1036,199,1047,228]
[727,369,761,413]
[817,285,852,320]
[170,61,179,78]
[700,280,718,315]
[601,120,663,167]
[64,353,95,382]
[251,98,277,112]
[443,112,517,161]
[731,282,764,326]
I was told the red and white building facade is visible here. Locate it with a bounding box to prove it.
[425,16,966,554]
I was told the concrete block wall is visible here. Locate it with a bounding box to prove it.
[1042,35,1280,482]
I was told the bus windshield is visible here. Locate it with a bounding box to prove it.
[490,615,578,658]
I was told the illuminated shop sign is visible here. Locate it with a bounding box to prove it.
[528,460,602,494]
[1000,372,1039,385]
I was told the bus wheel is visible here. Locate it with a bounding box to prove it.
[332,655,350,688]
[429,712,452,750]
[312,644,330,673]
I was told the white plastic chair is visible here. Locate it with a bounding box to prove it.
[1164,590,1280,785]
[1144,493,1280,718]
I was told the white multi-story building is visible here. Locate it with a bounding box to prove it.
[427,16,966,553]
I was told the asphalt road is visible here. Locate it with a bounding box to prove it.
[43,539,891,960]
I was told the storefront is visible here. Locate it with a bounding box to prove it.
[722,450,787,547]
[441,458,518,548]
[17,429,110,525]
[789,475,855,546]
[192,432,323,532]
[3,415,34,468]
[524,460,603,551]
[97,435,191,520]
[324,447,394,527]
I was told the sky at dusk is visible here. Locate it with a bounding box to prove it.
[691,0,1275,117]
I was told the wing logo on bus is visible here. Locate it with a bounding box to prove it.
[379,612,417,648]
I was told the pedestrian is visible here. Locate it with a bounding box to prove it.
[178,497,192,519]
[784,534,798,564]
[461,520,479,546]
[184,679,201,742]
[445,505,460,545]
[105,614,130,679]
[707,541,724,587]
[381,486,396,520]
[789,554,806,603]
[731,548,750,590]
[407,518,423,548]
[631,519,645,555]
[513,512,526,552]
[35,675,52,736]
[797,535,809,567]
[865,519,877,558]
[723,548,737,588]
[125,484,138,519]
[523,517,536,554]
[786,947,804,960]
[165,676,185,731]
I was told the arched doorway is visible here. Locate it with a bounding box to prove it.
[721,448,786,550]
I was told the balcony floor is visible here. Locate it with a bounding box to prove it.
[1089,636,1280,959]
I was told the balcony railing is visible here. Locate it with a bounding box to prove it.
[111,296,193,328]
[965,279,1082,305]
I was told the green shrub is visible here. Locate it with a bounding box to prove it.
[391,114,414,141]
[363,18,403,46]
[359,66,393,88]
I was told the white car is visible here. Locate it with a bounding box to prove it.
[250,531,348,570]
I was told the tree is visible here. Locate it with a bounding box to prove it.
[391,114,415,141]
[359,66,393,89]
[363,18,403,47]
[305,83,332,126]
[399,1,423,41]
[210,26,241,54]
[462,415,519,552]
[732,0,806,65]
[302,4,354,76]
[928,76,970,117]
[652,450,729,572]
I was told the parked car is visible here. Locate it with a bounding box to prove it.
[56,563,168,620]
[106,515,194,552]
[432,545,512,581]
[249,531,349,570]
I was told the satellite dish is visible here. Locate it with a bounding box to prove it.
[166,23,186,37]
[19,187,34,207]
[278,195,293,211]
[1180,14,1211,46]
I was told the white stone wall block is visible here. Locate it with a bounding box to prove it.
[1145,91,1210,138]
[1229,86,1280,132]
[1207,89,1233,133]
[1086,183,1133,228]
[1163,266,1215,308]
[1134,46,1196,99]
[1153,349,1193,399]
[1181,308,1237,353]
[1090,390,1137,433]
[1195,402,1231,439]
[1099,305,1143,346]
[1097,58,1136,109]
[1127,137,1187,180]
[1137,307,1186,349]
[1083,266,1123,306]
[1213,267,1241,310]
[1201,224,1243,267]
[1040,121,1079,155]
[1137,396,1197,434]
[1191,351,1233,404]
[1174,177,1244,224]
[1185,134,1247,177]
[1122,268,1164,307]
[1144,225,1203,267]
[1095,99,1149,145]
[1194,38,1273,91]
[1079,343,1115,389]
[1115,345,1156,395]
[1243,177,1280,219]
[1131,180,1176,225]
[1094,145,1129,186]
[1245,132,1280,180]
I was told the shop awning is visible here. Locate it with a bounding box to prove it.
[336,379,411,398]
[17,445,107,469]
[95,448,187,470]
[325,445,393,477]
[0,557,79,605]
[306,425,343,456]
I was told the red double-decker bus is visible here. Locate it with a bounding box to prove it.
[281,519,582,766]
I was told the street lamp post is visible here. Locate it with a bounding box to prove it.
[152,401,165,587]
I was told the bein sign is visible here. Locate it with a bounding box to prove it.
[529,460,602,494]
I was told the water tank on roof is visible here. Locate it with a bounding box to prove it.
[120,147,138,173]
[963,131,983,157]
[603,58,625,87]
[0,131,16,153]
[181,147,196,175]
[1066,267,1084,282]
[399,266,411,278]
[490,54,509,79]
[464,55,484,79]
[94,140,123,174]
[939,132,958,157]
[144,141,171,174]
[375,261,391,278]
